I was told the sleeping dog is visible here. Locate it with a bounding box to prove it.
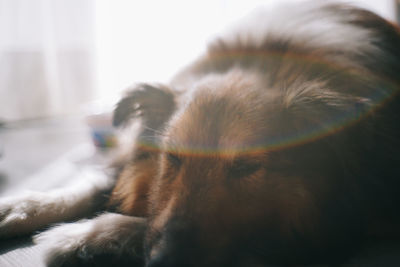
[1,2,400,266]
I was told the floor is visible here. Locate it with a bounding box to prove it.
[0,117,399,266]
[0,117,92,194]
[0,116,110,267]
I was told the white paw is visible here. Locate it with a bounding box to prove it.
[34,220,96,267]
[0,192,54,237]
[34,214,146,267]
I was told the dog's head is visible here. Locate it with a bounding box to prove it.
[112,3,400,265]
[142,69,366,266]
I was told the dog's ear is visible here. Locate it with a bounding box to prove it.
[113,83,177,129]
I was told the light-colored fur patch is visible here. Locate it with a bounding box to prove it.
[216,1,377,56]
[0,168,113,238]
[34,213,146,266]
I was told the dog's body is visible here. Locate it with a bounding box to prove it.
[1,2,400,266]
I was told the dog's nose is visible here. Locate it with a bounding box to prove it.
[146,258,172,267]
[146,250,186,267]
[146,219,199,267]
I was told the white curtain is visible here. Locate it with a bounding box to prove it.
[0,0,96,121]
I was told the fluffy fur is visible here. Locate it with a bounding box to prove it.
[1,2,400,266]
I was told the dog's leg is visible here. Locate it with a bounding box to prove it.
[0,168,114,238]
[34,213,146,267]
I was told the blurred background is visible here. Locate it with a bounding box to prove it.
[0,1,399,265]
[0,0,398,122]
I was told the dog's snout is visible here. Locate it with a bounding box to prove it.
[146,220,201,267]
[146,251,184,267]
[146,241,193,267]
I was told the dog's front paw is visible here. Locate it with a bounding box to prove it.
[113,83,176,128]
[34,220,96,267]
[0,192,54,238]
[34,214,146,267]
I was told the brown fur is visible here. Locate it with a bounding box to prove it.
[109,146,156,217]
[109,3,400,267]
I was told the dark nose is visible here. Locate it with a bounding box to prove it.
[146,254,179,267]
[146,222,198,267]
[146,247,192,267]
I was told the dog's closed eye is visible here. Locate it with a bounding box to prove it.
[167,153,183,168]
[228,159,262,179]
